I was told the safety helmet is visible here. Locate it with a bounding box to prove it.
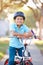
[13,11,25,20]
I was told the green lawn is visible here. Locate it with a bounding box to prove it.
[0,41,9,60]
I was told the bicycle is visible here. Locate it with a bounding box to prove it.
[4,30,36,65]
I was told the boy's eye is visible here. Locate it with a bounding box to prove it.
[17,18,23,20]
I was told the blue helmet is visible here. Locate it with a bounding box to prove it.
[13,11,25,20]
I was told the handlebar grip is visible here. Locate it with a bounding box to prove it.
[31,30,37,39]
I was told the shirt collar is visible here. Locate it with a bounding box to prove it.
[14,23,23,29]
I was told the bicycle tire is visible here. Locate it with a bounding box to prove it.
[4,59,9,65]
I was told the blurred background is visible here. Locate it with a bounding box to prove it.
[0,0,43,65]
[0,0,43,39]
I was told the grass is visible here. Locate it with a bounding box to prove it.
[35,40,43,50]
[0,41,9,60]
[35,40,43,55]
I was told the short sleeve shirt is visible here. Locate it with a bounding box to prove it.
[9,23,31,48]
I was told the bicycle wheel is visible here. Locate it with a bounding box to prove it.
[4,59,9,65]
[25,61,33,65]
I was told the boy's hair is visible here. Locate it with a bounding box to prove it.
[13,11,25,20]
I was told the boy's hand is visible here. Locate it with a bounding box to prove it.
[11,30,33,38]
[17,34,23,38]
[17,32,33,39]
[11,31,23,38]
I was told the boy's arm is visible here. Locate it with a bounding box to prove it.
[19,31,33,38]
[23,31,33,38]
[11,30,33,38]
[11,31,19,37]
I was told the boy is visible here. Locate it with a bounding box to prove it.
[8,11,33,65]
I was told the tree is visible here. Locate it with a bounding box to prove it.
[26,0,43,39]
[32,0,43,39]
[0,0,43,39]
[0,0,28,19]
[0,0,28,12]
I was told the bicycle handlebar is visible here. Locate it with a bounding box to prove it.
[31,30,37,39]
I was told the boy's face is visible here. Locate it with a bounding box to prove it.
[15,16,24,26]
